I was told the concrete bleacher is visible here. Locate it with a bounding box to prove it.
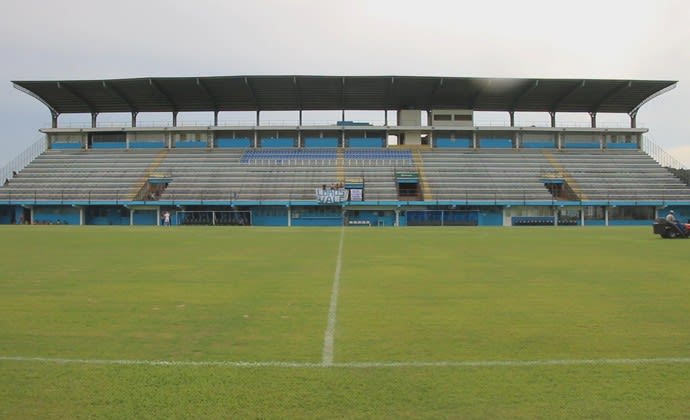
[0,149,159,201]
[549,149,690,201]
[420,148,690,202]
[159,148,414,202]
[344,149,413,163]
[420,149,555,201]
[3,147,690,205]
[159,149,338,201]
[241,148,338,164]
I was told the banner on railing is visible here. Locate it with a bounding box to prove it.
[315,187,347,204]
[349,189,363,202]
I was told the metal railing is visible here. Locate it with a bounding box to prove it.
[641,136,687,169]
[45,119,640,129]
[1,136,47,186]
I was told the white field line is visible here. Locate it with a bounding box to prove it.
[2,355,690,369]
[322,226,345,366]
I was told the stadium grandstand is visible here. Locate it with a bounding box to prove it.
[1,75,689,227]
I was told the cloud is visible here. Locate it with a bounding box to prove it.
[666,145,690,168]
[1,0,690,168]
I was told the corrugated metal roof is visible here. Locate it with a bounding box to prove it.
[13,75,677,115]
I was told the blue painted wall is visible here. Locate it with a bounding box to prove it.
[0,205,13,224]
[479,138,512,148]
[660,206,690,223]
[346,210,395,226]
[348,138,383,148]
[522,141,555,148]
[564,142,600,149]
[606,143,637,149]
[130,141,166,149]
[133,210,157,225]
[52,142,82,150]
[292,207,342,226]
[33,206,80,225]
[216,138,251,148]
[92,142,126,149]
[304,137,339,148]
[175,140,207,148]
[14,206,25,224]
[251,206,288,226]
[479,208,503,226]
[608,220,653,226]
[292,216,342,226]
[435,138,471,148]
[86,206,130,225]
[261,138,295,148]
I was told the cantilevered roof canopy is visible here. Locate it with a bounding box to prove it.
[13,75,677,116]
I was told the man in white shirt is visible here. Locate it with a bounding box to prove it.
[666,210,685,234]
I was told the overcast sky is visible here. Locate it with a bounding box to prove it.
[1,0,688,168]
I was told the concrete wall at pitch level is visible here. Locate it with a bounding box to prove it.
[86,206,130,225]
[607,220,654,226]
[661,206,690,224]
[292,216,342,226]
[251,206,288,226]
[479,208,504,226]
[346,210,395,226]
[0,205,15,224]
[33,206,80,225]
[133,210,158,225]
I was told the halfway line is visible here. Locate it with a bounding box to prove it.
[2,356,690,369]
[322,226,345,366]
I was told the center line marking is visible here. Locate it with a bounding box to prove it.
[322,226,345,366]
[2,356,690,369]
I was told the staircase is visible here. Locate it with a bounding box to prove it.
[412,149,431,200]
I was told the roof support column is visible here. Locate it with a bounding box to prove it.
[214,111,219,127]
[550,112,556,128]
[630,111,637,128]
[131,112,138,128]
[256,110,260,126]
[172,111,178,127]
[509,111,515,127]
[51,111,59,128]
[384,110,388,126]
[341,110,345,122]
[299,110,303,126]
[91,112,98,128]
[589,112,597,128]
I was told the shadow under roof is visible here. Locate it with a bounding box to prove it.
[13,75,677,116]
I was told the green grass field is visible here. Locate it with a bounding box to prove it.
[1,226,689,418]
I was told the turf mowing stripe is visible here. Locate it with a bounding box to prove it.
[2,356,690,369]
[322,226,345,366]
